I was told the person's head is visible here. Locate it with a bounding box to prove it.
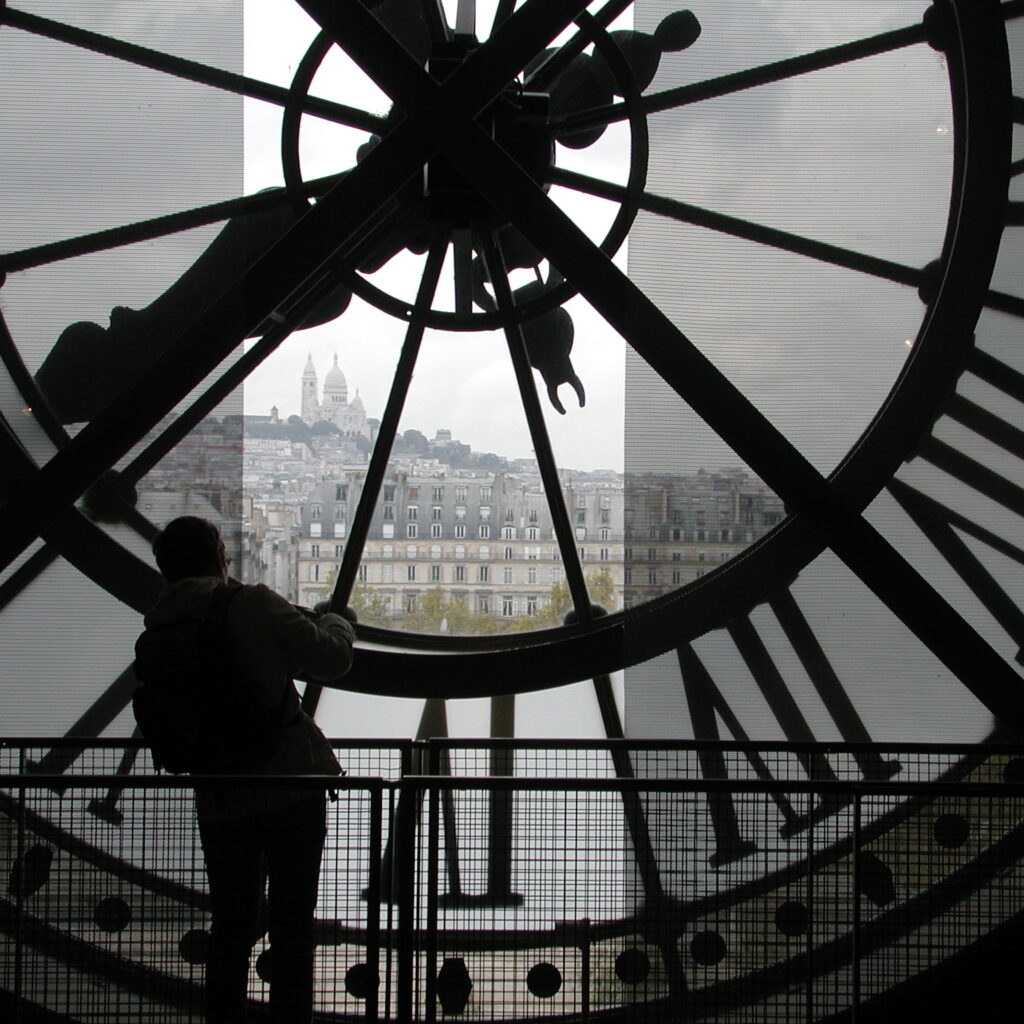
[152,516,230,582]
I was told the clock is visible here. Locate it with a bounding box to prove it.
[1,0,1022,1020]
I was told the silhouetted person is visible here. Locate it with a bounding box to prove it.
[145,516,354,1023]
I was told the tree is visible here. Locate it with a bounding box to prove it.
[515,568,617,630]
[402,587,499,635]
[349,584,393,627]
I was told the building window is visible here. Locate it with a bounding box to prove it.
[432,505,442,520]
[576,510,586,525]
[526,527,539,541]
[624,568,633,584]
[357,564,368,582]
[430,565,442,582]
[407,505,418,520]
[455,544,466,559]
[599,547,609,561]
[575,527,586,541]
[527,566,537,584]
[526,596,538,615]
[504,546,514,560]
[430,544,442,559]
[406,544,418,558]
[311,504,322,520]
[550,567,563,584]
[455,505,466,520]
[647,569,658,584]
[408,487,419,499]
[432,486,444,502]
[478,594,491,614]
[504,508,514,522]
[648,548,657,560]
[381,564,394,583]
[404,593,417,614]
[479,524,490,539]
[455,523,466,539]
[407,565,417,581]
[478,566,490,583]
[310,544,320,558]
[455,485,468,502]
[502,526,515,540]
[502,596,515,617]
[336,484,348,502]
[333,521,346,539]
[479,546,490,559]
[480,506,491,521]
[431,522,442,538]
[383,505,394,520]
[310,523,321,538]
[480,486,492,502]
[526,546,540,560]
[309,564,320,582]
[406,523,418,539]
[600,508,610,524]
[672,551,682,561]
[383,485,395,502]
[382,544,394,558]
[502,566,515,584]
[599,528,610,541]
[454,565,466,583]
[698,551,707,563]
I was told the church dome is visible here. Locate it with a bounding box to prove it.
[322,353,348,406]
[324,353,347,391]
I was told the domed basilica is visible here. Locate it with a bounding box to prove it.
[300,354,370,438]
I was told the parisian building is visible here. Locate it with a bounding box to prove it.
[293,464,784,627]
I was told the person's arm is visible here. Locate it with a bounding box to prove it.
[260,587,355,681]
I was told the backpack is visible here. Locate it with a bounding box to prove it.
[132,584,300,774]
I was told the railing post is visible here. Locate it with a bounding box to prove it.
[366,782,383,1023]
[852,789,862,1021]
[394,778,418,1023]
[424,783,441,1023]
[14,751,26,1024]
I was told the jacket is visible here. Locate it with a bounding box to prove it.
[141,576,354,821]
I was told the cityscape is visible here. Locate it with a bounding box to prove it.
[137,356,785,635]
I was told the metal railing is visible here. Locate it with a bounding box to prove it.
[3,739,1024,1022]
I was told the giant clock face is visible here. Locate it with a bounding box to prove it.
[1,0,1023,1020]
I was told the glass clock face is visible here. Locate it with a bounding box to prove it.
[1,1,1022,1019]
[0,0,1017,748]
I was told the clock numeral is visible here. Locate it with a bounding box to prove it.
[888,473,1024,663]
[679,590,900,863]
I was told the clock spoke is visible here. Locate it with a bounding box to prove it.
[328,233,449,618]
[0,5,385,134]
[302,232,448,717]
[0,177,344,277]
[524,0,633,91]
[547,166,923,290]
[479,233,592,621]
[553,20,927,139]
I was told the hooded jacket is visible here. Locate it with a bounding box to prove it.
[142,576,354,821]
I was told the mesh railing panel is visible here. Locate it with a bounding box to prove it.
[3,741,1024,1022]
